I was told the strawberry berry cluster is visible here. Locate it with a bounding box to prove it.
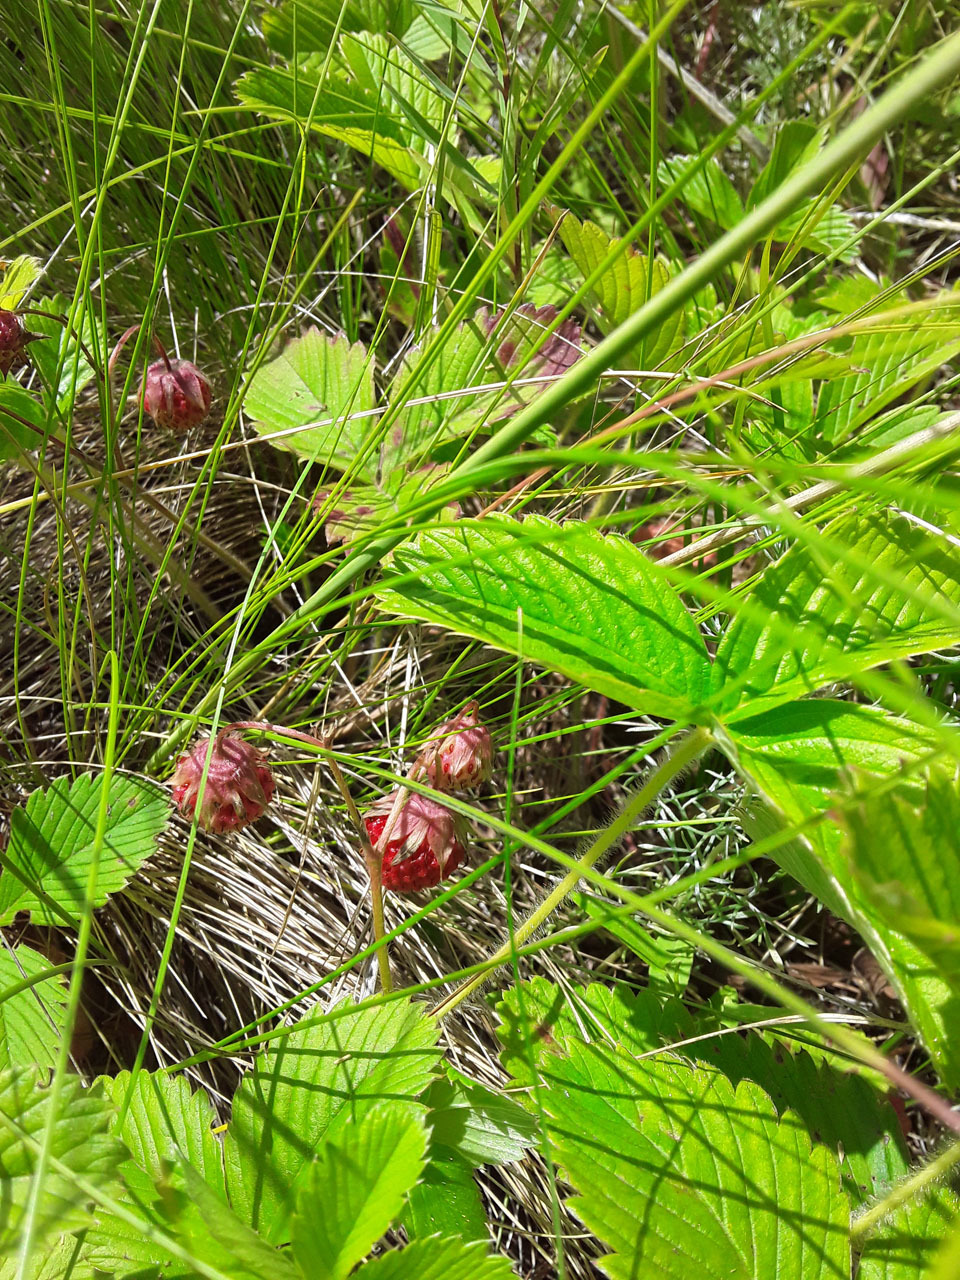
[170,702,493,894]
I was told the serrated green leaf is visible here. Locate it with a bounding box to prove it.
[376,516,712,720]
[815,314,960,442]
[0,1232,86,1280]
[558,212,681,368]
[0,382,52,459]
[224,998,441,1244]
[529,1041,850,1279]
[177,1162,298,1280]
[838,764,960,989]
[0,947,67,1072]
[658,155,743,229]
[102,1070,227,1201]
[401,1149,487,1242]
[291,1100,428,1278]
[856,1183,960,1279]
[82,1072,231,1279]
[262,0,416,58]
[235,36,482,198]
[424,1071,536,1167]
[0,1070,123,1256]
[497,976,906,1206]
[81,1207,194,1279]
[26,295,100,413]
[355,1236,516,1279]
[388,304,580,468]
[748,122,857,260]
[0,773,167,928]
[694,1015,908,1206]
[245,329,376,473]
[712,510,960,720]
[237,55,427,188]
[495,976,691,1088]
[727,698,960,1087]
[0,256,41,310]
[316,463,460,546]
[576,891,694,995]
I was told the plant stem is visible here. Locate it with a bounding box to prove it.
[851,1138,960,1247]
[231,721,394,993]
[430,725,712,1021]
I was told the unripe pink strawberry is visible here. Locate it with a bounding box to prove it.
[418,701,493,791]
[171,729,274,833]
[364,791,466,893]
[0,309,43,378]
[142,354,212,431]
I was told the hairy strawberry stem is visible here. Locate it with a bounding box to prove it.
[230,721,393,993]
[431,725,713,1020]
[107,322,169,377]
[851,1138,960,1248]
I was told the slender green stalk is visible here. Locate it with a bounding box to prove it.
[147,26,960,774]
[431,725,712,1020]
[316,739,394,995]
[851,1139,960,1246]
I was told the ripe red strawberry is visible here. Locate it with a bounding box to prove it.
[418,700,493,791]
[142,354,212,431]
[364,791,466,893]
[171,729,274,833]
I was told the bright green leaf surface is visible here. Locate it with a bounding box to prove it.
[815,316,960,442]
[224,998,440,1244]
[658,155,743,228]
[355,1236,516,1279]
[27,294,100,413]
[245,328,376,473]
[0,772,167,927]
[838,765,960,990]
[316,463,460,546]
[713,511,960,720]
[103,1070,227,1201]
[0,1070,122,1256]
[497,977,906,1208]
[376,516,712,719]
[728,698,960,1087]
[0,382,50,459]
[178,1162,297,1280]
[425,1071,536,1167]
[291,1100,428,1278]
[0,255,41,309]
[531,1039,850,1279]
[401,1149,487,1243]
[262,0,416,58]
[857,1183,959,1279]
[387,303,579,467]
[0,1233,87,1280]
[0,947,67,1072]
[558,212,681,368]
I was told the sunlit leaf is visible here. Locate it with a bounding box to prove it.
[712,510,960,720]
[0,946,67,1073]
[290,1101,428,1278]
[376,516,713,720]
[0,773,167,928]
[224,998,440,1244]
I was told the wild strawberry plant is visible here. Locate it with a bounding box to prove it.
[2,1,960,1277]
